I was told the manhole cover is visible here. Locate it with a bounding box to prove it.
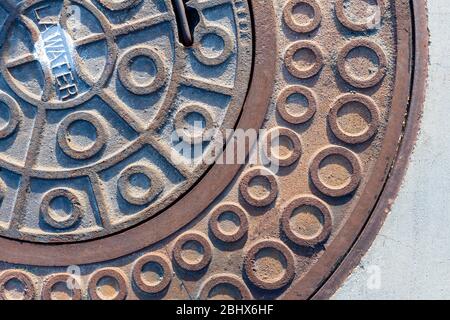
[0,0,427,300]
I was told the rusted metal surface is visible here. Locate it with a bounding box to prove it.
[0,0,426,300]
[311,0,429,300]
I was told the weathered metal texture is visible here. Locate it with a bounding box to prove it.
[0,0,426,300]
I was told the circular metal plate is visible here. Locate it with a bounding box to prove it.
[0,0,427,300]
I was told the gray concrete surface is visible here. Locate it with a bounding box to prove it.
[334,0,450,300]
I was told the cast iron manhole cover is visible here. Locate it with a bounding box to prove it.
[0,0,427,300]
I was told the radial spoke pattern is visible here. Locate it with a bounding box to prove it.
[0,0,249,241]
[5,53,36,68]
[98,90,146,133]
[9,108,47,230]
[180,76,234,96]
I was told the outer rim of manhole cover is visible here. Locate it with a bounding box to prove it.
[284,0,429,300]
